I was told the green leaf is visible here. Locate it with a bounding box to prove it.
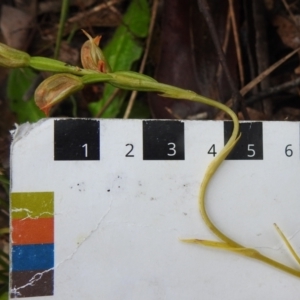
[0,199,8,211]
[0,176,8,186]
[0,251,8,262]
[0,176,9,195]
[0,291,8,300]
[7,68,45,123]
[117,96,151,119]
[89,0,150,117]
[0,273,8,284]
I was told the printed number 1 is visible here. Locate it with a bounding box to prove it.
[82,143,88,157]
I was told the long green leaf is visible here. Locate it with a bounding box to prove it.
[0,176,9,195]
[0,199,8,211]
[88,0,150,117]
[0,291,8,300]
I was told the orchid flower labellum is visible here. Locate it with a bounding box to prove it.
[34,74,84,115]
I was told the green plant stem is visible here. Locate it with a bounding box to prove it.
[29,57,95,75]
[81,71,300,278]
[2,43,300,278]
[28,57,300,277]
[54,0,70,59]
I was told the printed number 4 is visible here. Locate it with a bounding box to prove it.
[208,144,217,157]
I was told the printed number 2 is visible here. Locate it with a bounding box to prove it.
[82,143,88,157]
[125,144,134,157]
[167,143,176,156]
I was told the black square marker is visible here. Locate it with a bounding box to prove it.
[54,119,100,160]
[224,122,263,160]
[143,121,184,160]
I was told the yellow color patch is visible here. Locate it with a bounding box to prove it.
[11,192,54,219]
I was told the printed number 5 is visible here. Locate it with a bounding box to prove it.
[247,144,255,157]
[167,142,176,156]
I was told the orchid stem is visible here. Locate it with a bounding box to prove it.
[1,39,299,279]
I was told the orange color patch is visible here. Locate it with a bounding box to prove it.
[12,218,54,245]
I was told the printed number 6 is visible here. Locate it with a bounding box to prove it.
[167,142,176,156]
[285,144,293,157]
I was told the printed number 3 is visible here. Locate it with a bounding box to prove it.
[167,142,176,156]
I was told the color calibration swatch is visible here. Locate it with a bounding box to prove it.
[11,192,54,298]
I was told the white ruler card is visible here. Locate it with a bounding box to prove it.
[9,119,300,299]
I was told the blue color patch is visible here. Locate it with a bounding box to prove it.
[12,244,54,271]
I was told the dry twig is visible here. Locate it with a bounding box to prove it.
[123,0,159,118]
[228,0,244,87]
[68,0,120,23]
[95,88,120,118]
[197,0,249,119]
[216,7,231,79]
[216,47,300,118]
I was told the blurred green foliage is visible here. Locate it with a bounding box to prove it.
[89,0,150,117]
[7,68,45,123]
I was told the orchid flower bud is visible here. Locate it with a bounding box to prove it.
[35,74,84,116]
[81,29,111,73]
[0,43,30,68]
